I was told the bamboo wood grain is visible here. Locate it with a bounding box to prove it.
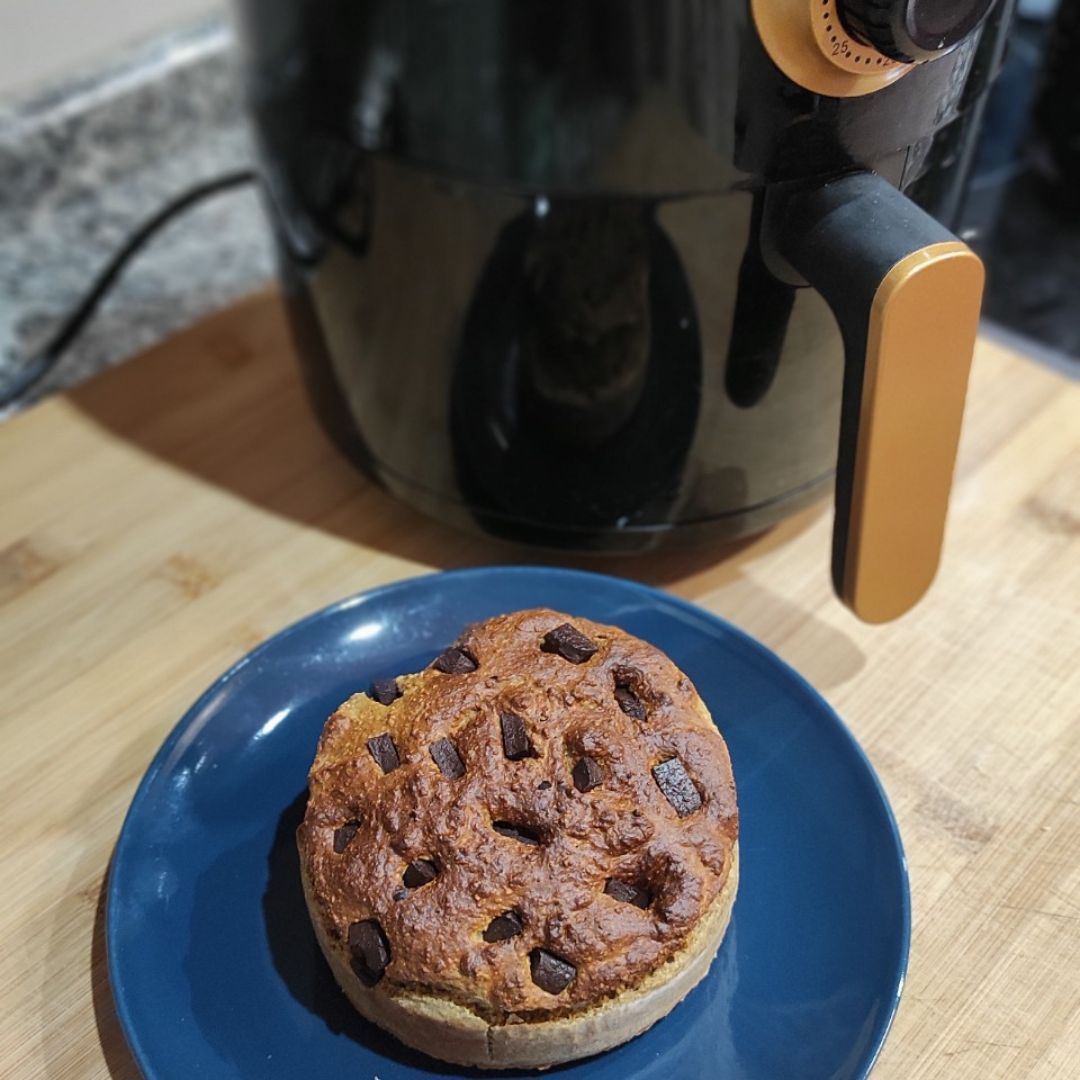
[0,290,1077,1079]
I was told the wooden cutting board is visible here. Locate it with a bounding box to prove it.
[1,289,1077,1079]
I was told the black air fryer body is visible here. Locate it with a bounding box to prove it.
[236,0,1011,553]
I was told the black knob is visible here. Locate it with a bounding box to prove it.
[839,0,998,63]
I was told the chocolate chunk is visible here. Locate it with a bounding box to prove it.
[403,858,438,889]
[537,780,552,790]
[392,888,408,901]
[369,677,402,705]
[332,820,360,854]
[540,623,598,663]
[492,821,541,845]
[433,646,478,674]
[652,758,702,816]
[483,910,524,943]
[529,949,576,994]
[572,755,603,793]
[367,733,400,773]
[348,920,390,986]
[614,683,647,722]
[604,878,651,909]
[430,738,465,779]
[500,711,535,760]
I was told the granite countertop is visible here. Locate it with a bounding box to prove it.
[0,18,274,418]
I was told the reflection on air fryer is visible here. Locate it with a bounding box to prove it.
[451,199,701,539]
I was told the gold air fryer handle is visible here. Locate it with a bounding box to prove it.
[768,172,985,622]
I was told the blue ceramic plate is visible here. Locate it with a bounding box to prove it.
[108,567,909,1079]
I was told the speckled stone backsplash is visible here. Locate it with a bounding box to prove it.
[0,18,274,418]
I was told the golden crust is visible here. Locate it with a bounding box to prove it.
[298,608,739,1063]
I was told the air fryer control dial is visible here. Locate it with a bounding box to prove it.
[839,0,999,63]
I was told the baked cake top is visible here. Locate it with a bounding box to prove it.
[298,608,738,1021]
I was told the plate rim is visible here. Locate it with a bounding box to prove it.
[106,564,911,1079]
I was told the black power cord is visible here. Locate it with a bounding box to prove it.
[0,168,256,410]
